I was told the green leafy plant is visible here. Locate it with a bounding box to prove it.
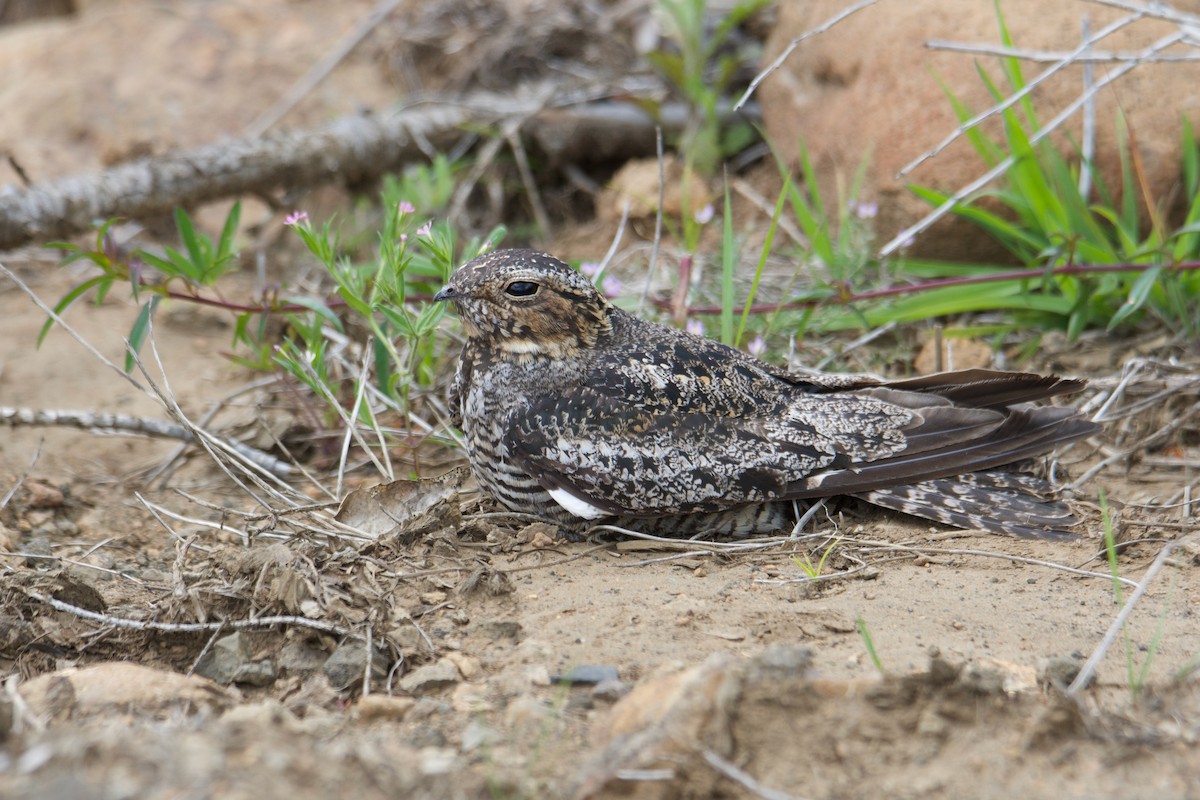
[911,6,1200,339]
[45,203,244,370]
[40,157,490,418]
[277,200,505,422]
[648,0,770,175]
[791,537,839,579]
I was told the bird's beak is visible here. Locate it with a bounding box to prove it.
[433,284,458,303]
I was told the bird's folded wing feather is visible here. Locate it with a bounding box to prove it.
[507,390,821,516]
[505,387,1050,517]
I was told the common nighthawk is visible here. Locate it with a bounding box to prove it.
[434,249,1098,538]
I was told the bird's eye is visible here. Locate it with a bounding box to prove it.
[504,281,539,297]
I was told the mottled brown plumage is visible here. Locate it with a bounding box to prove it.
[434,249,1098,538]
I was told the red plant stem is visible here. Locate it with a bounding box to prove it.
[158,260,1200,317]
[163,289,348,314]
[660,260,1200,316]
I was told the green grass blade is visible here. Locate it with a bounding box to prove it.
[124,296,159,372]
[174,208,206,270]
[37,275,111,347]
[736,175,788,346]
[720,183,736,346]
[216,200,242,264]
[284,295,345,332]
[1108,265,1162,329]
[856,617,885,674]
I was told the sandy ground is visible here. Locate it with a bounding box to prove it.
[1,264,1198,800]
[1,2,1198,797]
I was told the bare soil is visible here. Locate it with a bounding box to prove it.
[2,258,1198,800]
[1,2,1199,798]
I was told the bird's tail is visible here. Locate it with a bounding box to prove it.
[853,469,1082,538]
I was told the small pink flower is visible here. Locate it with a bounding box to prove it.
[399,234,408,244]
[601,275,623,297]
[417,221,432,236]
[397,201,415,215]
[580,261,602,278]
[693,204,715,225]
[284,210,309,227]
[686,319,705,336]
[747,336,766,357]
[850,200,878,220]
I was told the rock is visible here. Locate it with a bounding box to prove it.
[418,747,458,777]
[525,665,551,688]
[397,659,461,695]
[355,693,416,723]
[1038,655,1087,690]
[460,718,498,753]
[474,619,524,642]
[23,481,65,509]
[322,639,390,692]
[744,645,813,681]
[443,651,482,681]
[504,694,551,739]
[194,632,278,687]
[451,682,493,714]
[758,1,1200,261]
[591,679,631,704]
[277,638,328,673]
[551,664,620,686]
[19,662,234,720]
[598,155,714,221]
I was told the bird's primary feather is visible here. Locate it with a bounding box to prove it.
[435,249,1098,538]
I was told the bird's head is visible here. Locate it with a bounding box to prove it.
[434,249,611,358]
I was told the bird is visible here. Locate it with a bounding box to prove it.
[433,248,1099,539]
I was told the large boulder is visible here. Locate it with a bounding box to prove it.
[758,0,1200,261]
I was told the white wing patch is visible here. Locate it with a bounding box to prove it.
[548,488,608,519]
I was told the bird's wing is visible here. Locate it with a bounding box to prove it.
[505,387,1014,518]
[506,389,831,517]
[783,405,1096,498]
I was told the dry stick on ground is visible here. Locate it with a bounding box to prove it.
[147,374,283,487]
[0,263,290,479]
[503,118,553,237]
[131,328,300,510]
[23,591,352,637]
[0,406,292,478]
[1069,398,1200,490]
[1,85,749,250]
[925,40,1200,62]
[0,101,472,250]
[0,438,40,513]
